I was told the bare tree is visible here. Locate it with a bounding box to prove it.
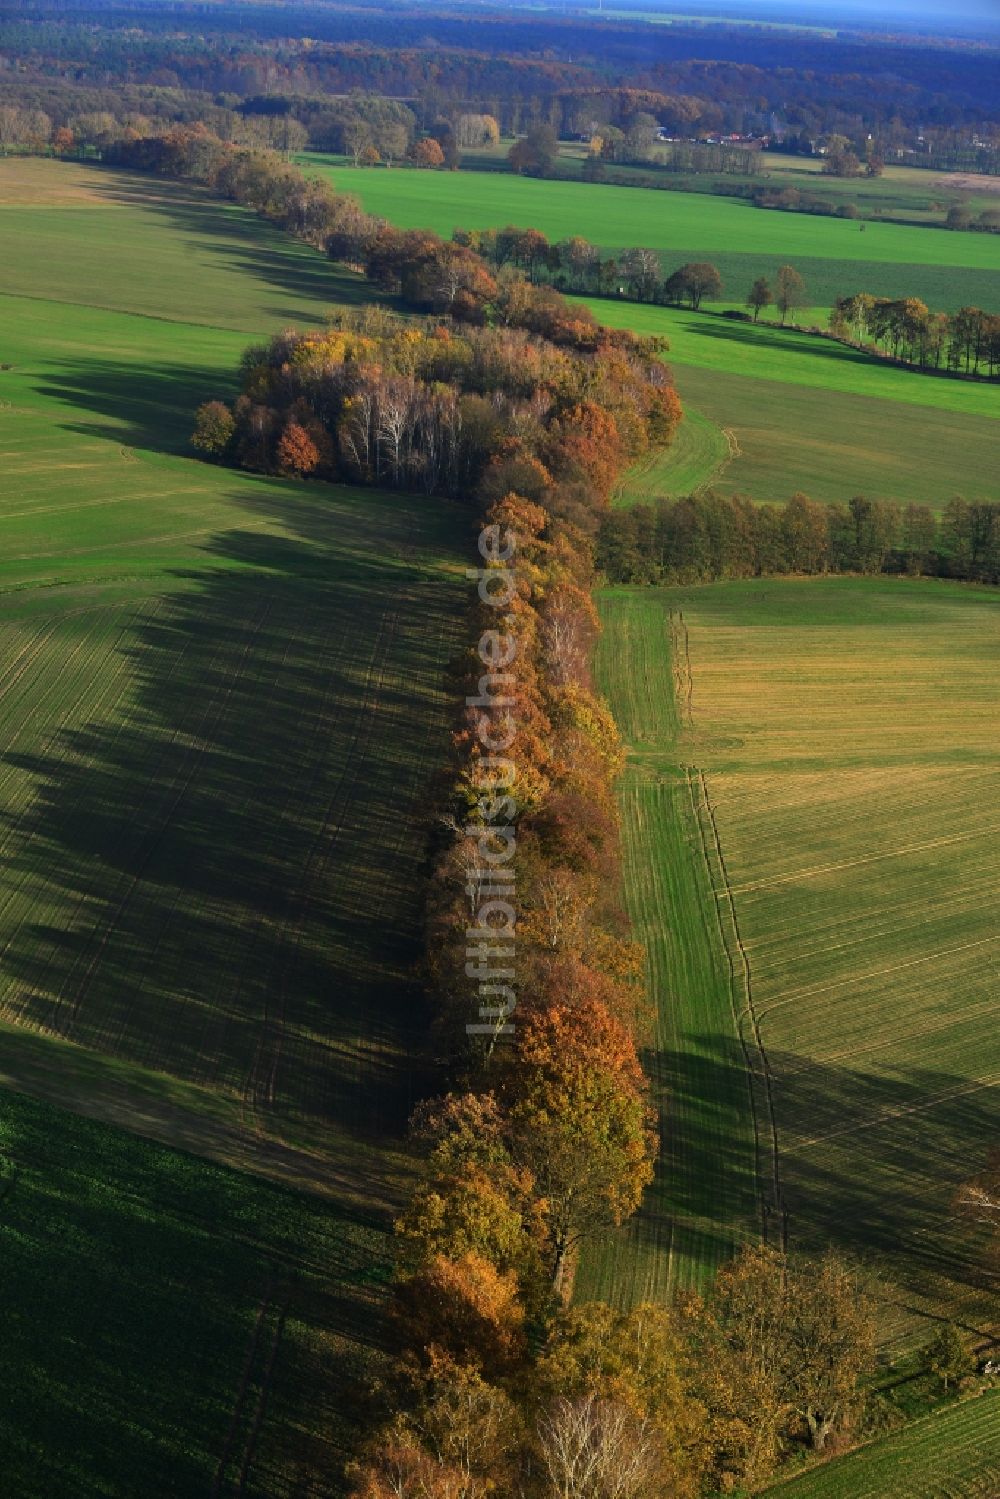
[538,1395,661,1499]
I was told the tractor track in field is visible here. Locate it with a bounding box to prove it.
[232,1288,291,1496]
[671,607,787,1251]
[211,1274,291,1499]
[688,764,788,1253]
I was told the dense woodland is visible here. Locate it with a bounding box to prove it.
[3,0,1000,172]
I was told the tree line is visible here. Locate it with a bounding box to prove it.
[598,492,1000,586]
[831,294,1000,378]
[80,111,993,1494]
[192,310,678,516]
[451,221,813,323]
[151,116,905,1494]
[8,1,1000,150]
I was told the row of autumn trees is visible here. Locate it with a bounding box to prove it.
[348,504,883,1497]
[451,225,811,322]
[831,295,1000,378]
[164,118,889,1495]
[598,493,1000,585]
[192,311,678,507]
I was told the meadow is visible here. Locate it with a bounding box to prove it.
[616,357,1000,509]
[306,154,1000,310]
[0,155,464,1484]
[477,143,1000,225]
[581,578,1000,1356]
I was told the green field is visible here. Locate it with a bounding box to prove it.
[581,579,1000,1354]
[616,406,732,502]
[598,298,1000,507]
[619,358,1000,509]
[0,1088,384,1497]
[302,155,1000,508]
[0,155,464,1483]
[508,143,1000,226]
[307,155,1000,310]
[764,1390,1000,1498]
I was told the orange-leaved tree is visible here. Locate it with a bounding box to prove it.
[510,997,656,1296]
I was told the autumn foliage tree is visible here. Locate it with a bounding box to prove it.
[776,263,808,324]
[664,262,723,310]
[190,399,235,458]
[510,999,655,1295]
[276,420,320,475]
[410,136,446,168]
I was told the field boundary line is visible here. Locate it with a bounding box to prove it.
[690,765,787,1251]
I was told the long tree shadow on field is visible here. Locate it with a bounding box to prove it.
[651,1034,1000,1330]
[89,165,383,325]
[38,358,249,448]
[678,313,879,367]
[1,354,466,1213]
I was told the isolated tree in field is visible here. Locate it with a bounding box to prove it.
[747,275,773,322]
[410,137,445,168]
[277,421,320,475]
[776,264,807,325]
[925,1324,972,1392]
[663,262,722,311]
[508,123,559,177]
[190,400,235,458]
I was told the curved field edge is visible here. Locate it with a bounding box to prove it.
[666,364,1000,508]
[617,406,731,507]
[763,1388,1000,1498]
